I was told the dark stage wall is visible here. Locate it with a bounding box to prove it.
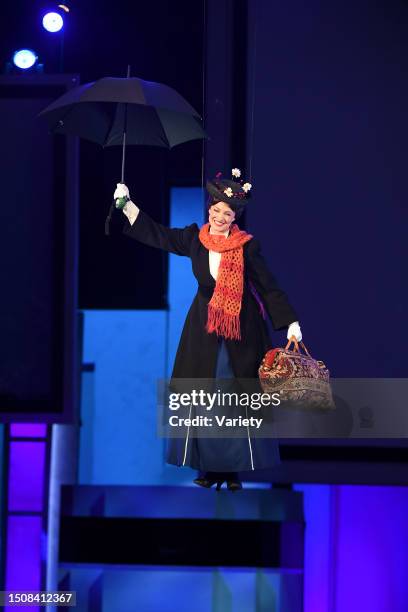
[0,77,79,420]
[0,0,205,311]
[246,0,408,377]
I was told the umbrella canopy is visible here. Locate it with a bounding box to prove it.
[39,72,207,234]
[39,76,206,148]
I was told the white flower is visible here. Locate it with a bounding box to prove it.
[224,187,233,197]
[232,168,241,178]
[242,182,252,193]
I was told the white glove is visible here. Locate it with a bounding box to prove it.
[287,321,302,342]
[113,183,130,200]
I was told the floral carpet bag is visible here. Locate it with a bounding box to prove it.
[258,338,335,410]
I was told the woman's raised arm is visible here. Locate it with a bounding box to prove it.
[114,183,198,256]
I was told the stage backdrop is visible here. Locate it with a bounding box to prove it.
[0,76,79,421]
[246,0,408,377]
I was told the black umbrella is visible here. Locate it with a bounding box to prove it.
[39,67,206,233]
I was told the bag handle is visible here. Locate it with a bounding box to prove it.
[285,336,312,357]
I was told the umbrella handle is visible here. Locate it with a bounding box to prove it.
[109,66,130,231]
[104,200,116,236]
[121,65,131,184]
[121,130,126,183]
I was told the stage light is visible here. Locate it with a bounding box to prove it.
[12,49,38,70]
[42,12,64,33]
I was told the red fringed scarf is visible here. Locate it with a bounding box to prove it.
[199,223,253,340]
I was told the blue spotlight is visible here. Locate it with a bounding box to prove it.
[12,49,38,70]
[42,12,64,33]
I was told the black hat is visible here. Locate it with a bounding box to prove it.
[206,168,252,206]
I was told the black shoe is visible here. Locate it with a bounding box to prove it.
[193,472,225,490]
[225,472,243,492]
[226,478,242,492]
[193,472,242,492]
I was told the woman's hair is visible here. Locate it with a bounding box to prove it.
[206,195,245,220]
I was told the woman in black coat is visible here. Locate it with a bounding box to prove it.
[114,169,302,490]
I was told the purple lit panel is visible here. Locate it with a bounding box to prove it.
[8,441,46,512]
[335,485,408,611]
[10,423,47,438]
[5,516,42,595]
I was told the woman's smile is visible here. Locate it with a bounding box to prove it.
[209,201,235,234]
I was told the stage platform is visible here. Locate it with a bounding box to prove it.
[57,485,305,611]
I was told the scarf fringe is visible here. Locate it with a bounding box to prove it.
[206,305,241,341]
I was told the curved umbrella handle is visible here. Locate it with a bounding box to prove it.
[104,200,116,236]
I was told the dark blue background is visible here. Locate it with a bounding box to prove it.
[247,0,408,376]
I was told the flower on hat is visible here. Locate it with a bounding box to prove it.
[224,187,233,197]
[232,168,241,178]
[242,182,252,193]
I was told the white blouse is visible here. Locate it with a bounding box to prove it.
[123,201,226,280]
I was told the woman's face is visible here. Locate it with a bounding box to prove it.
[208,201,235,234]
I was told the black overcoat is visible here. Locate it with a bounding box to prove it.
[122,209,299,471]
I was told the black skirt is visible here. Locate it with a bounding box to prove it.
[165,337,281,472]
